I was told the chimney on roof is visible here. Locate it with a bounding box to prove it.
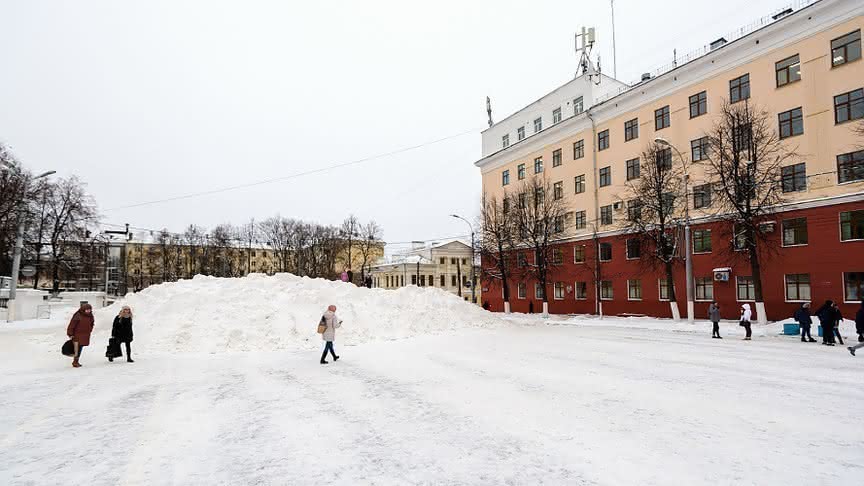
[710,37,727,50]
[641,72,651,82]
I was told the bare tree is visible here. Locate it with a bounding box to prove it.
[511,176,570,316]
[622,142,686,320]
[182,225,206,278]
[704,100,796,324]
[0,144,28,277]
[43,177,99,293]
[479,192,515,313]
[339,215,360,279]
[358,220,383,282]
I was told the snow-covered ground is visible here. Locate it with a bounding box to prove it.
[1,275,862,485]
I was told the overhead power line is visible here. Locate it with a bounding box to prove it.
[104,128,479,212]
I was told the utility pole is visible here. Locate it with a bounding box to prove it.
[611,0,618,79]
[450,214,476,304]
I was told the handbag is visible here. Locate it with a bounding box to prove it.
[317,316,327,334]
[105,337,123,358]
[62,339,75,357]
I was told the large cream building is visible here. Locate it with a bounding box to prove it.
[477,0,864,320]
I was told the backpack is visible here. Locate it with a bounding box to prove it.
[317,315,327,334]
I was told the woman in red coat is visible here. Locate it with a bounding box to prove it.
[67,303,95,368]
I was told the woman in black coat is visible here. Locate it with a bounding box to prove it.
[111,305,135,362]
[816,300,835,346]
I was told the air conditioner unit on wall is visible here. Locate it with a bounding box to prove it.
[613,201,623,211]
[713,267,731,282]
[759,221,776,233]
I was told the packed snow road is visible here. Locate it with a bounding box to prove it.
[2,322,862,485]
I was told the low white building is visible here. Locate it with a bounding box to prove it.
[370,240,479,302]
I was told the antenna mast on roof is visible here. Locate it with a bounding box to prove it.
[611,0,617,79]
[576,26,601,85]
[486,96,493,127]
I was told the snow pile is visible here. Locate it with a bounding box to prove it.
[95,274,499,354]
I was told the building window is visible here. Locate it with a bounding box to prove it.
[837,150,864,184]
[574,210,586,229]
[419,275,426,287]
[598,129,609,151]
[689,90,707,118]
[600,205,613,226]
[553,107,562,124]
[627,280,642,300]
[775,54,801,87]
[502,170,510,186]
[736,276,755,301]
[778,107,804,139]
[840,210,864,241]
[534,117,543,133]
[574,175,586,194]
[624,118,639,141]
[534,187,545,205]
[518,282,527,299]
[553,215,564,234]
[553,181,564,200]
[451,275,458,287]
[692,184,711,209]
[729,73,750,103]
[553,148,562,167]
[695,277,714,301]
[844,272,864,301]
[626,158,640,181]
[518,193,527,209]
[516,127,526,142]
[573,139,585,160]
[440,274,445,286]
[627,200,642,221]
[534,157,544,174]
[462,258,467,265]
[574,96,584,115]
[833,88,864,124]
[659,278,674,301]
[554,282,565,300]
[552,248,563,265]
[575,281,587,299]
[411,275,417,285]
[654,105,670,130]
[535,283,544,300]
[502,134,510,148]
[785,274,811,301]
[518,163,526,180]
[599,242,612,261]
[517,252,528,267]
[690,137,709,162]
[600,281,614,300]
[451,257,457,265]
[599,166,611,187]
[574,245,585,263]
[693,229,712,253]
[626,238,641,259]
[831,29,861,67]
[782,217,808,246]
[781,163,806,192]
[428,275,434,287]
[439,257,445,264]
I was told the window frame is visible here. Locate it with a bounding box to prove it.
[729,73,750,103]
[598,129,610,151]
[689,91,707,118]
[624,118,639,142]
[553,181,564,200]
[517,163,526,180]
[693,183,712,210]
[575,281,588,300]
[690,137,709,162]
[533,117,543,133]
[840,209,864,242]
[573,139,585,160]
[831,29,861,68]
[502,134,510,148]
[658,278,675,302]
[781,163,807,192]
[654,105,671,130]
[502,170,510,186]
[574,175,586,194]
[574,210,586,230]
[833,88,864,125]
[784,273,811,302]
[535,283,544,300]
[534,156,544,174]
[599,166,612,187]
[554,281,565,300]
[627,279,642,301]
[837,149,864,184]
[844,271,864,303]
[517,126,525,141]
[692,229,712,254]
[574,245,586,263]
[782,217,809,247]
[599,242,612,262]
[553,107,562,124]
[626,238,641,260]
[695,277,714,301]
[600,280,614,300]
[574,96,584,115]
[600,205,613,226]
[552,148,563,167]
[775,54,801,87]
[626,158,640,181]
[778,107,804,139]
[517,282,527,299]
[736,276,755,302]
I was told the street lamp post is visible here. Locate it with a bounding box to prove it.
[2,162,56,322]
[654,137,693,324]
[450,214,476,304]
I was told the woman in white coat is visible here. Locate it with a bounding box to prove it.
[740,303,753,340]
[320,305,342,364]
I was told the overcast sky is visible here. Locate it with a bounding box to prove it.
[0,0,792,248]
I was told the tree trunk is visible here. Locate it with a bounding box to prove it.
[747,236,768,325]
[32,244,42,289]
[456,263,462,297]
[665,259,681,320]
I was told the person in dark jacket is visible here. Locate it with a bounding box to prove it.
[832,302,845,345]
[67,303,95,368]
[816,300,835,346]
[849,301,864,356]
[708,302,722,339]
[794,303,816,342]
[110,305,135,363]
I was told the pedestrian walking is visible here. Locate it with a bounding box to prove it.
[365,275,372,289]
[739,303,752,340]
[110,305,135,363]
[528,300,534,314]
[816,300,836,346]
[832,301,845,345]
[319,305,342,364]
[794,303,816,343]
[708,301,722,339]
[856,300,864,343]
[67,303,95,368]
[340,268,349,283]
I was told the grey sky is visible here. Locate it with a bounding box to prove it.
[0,0,789,248]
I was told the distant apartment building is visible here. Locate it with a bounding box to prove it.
[476,0,864,320]
[370,240,479,301]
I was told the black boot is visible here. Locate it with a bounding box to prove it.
[320,360,329,364]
